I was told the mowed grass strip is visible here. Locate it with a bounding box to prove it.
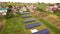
[2,16,25,34]
[39,18,60,34]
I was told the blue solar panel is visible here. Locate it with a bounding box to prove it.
[23,18,36,23]
[21,15,32,18]
[25,22,40,29]
[33,22,40,27]
[32,32,40,34]
[32,29,49,34]
[39,29,49,34]
[20,12,30,14]
[25,24,34,29]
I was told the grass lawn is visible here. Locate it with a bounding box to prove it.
[2,15,25,34]
[39,17,60,34]
[1,11,59,34]
[54,12,60,16]
[36,3,47,10]
[0,16,6,34]
[35,3,60,34]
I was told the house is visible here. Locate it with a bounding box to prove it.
[27,5,37,13]
[52,4,58,11]
[45,6,53,13]
[20,6,27,13]
[0,8,7,15]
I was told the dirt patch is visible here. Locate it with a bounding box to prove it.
[48,14,58,19]
[0,20,5,32]
[0,23,3,32]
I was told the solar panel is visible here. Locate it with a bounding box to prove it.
[32,32,39,34]
[20,12,30,14]
[39,29,49,34]
[23,18,36,23]
[25,22,40,29]
[21,15,32,18]
[25,24,34,29]
[32,29,49,34]
[33,22,40,27]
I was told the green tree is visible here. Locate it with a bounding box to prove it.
[6,5,14,18]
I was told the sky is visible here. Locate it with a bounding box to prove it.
[0,0,60,3]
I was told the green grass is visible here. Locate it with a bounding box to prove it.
[2,15,25,34]
[39,18,60,34]
[35,3,60,34]
[54,12,60,16]
[36,3,47,11]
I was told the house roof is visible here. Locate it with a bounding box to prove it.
[0,8,7,10]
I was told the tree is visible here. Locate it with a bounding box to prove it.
[6,5,14,18]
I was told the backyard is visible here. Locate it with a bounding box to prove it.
[0,2,60,34]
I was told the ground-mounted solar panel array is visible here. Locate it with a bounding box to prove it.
[20,12,55,34]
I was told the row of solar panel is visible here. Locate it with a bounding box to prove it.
[21,12,49,34]
[21,15,32,18]
[23,18,36,23]
[20,12,30,14]
[32,29,49,34]
[25,22,40,29]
